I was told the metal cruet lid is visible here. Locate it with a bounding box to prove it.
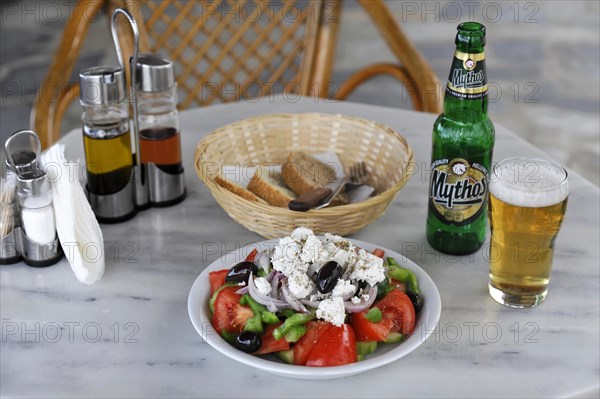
[4,130,51,204]
[79,66,126,105]
[135,53,176,92]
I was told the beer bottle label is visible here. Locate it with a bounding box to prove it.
[429,158,488,226]
[446,50,487,100]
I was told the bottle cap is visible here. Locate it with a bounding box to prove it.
[79,66,126,105]
[135,53,176,92]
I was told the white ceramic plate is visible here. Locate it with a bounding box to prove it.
[188,239,442,380]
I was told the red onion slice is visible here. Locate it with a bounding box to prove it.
[344,285,378,313]
[235,286,249,295]
[271,274,282,299]
[300,298,320,309]
[341,290,355,301]
[280,279,310,314]
[265,270,276,283]
[254,251,270,274]
[247,273,289,312]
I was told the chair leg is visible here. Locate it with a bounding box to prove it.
[356,0,443,113]
[335,63,425,112]
[30,0,106,149]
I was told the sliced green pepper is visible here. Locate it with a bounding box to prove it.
[273,313,315,340]
[278,308,296,319]
[387,257,420,294]
[220,330,237,344]
[243,314,264,334]
[284,325,307,343]
[240,294,280,325]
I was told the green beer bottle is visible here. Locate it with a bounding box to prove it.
[426,22,495,255]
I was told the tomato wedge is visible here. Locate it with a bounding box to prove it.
[293,321,334,365]
[245,248,259,263]
[212,286,253,335]
[389,278,407,292]
[375,289,416,335]
[208,269,229,296]
[255,323,291,355]
[350,311,393,342]
[306,324,357,367]
[372,248,385,258]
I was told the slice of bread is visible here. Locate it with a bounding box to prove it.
[283,151,348,206]
[214,175,261,203]
[247,166,296,207]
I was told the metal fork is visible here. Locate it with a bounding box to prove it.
[345,161,368,191]
[315,161,369,209]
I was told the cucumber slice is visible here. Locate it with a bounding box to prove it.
[356,341,378,355]
[385,332,405,344]
[276,349,294,364]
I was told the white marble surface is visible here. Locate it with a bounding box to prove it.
[1,96,598,398]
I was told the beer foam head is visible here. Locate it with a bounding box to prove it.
[490,158,568,208]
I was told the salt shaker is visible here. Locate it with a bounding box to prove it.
[135,53,186,206]
[80,66,137,223]
[4,130,62,266]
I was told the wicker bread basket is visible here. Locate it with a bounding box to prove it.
[194,113,414,239]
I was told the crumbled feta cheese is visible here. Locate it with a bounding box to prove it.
[331,279,356,298]
[271,228,387,319]
[309,292,327,302]
[316,297,346,326]
[323,233,344,244]
[272,237,307,276]
[300,234,328,264]
[238,281,246,286]
[254,277,271,295]
[349,249,385,286]
[332,248,357,269]
[291,227,314,243]
[287,272,315,299]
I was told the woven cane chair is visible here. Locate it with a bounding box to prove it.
[31,0,441,149]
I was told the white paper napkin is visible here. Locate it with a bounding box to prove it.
[42,144,104,285]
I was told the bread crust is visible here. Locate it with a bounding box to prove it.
[283,152,348,205]
[214,175,260,203]
[247,168,295,208]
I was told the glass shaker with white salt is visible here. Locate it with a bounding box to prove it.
[4,130,62,266]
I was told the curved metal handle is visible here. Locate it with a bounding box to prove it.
[110,8,148,207]
[110,8,141,167]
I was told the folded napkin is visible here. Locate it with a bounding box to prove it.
[42,144,104,284]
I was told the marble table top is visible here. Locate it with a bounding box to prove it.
[2,96,598,398]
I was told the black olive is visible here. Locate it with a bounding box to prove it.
[233,331,262,353]
[406,291,423,313]
[225,261,258,284]
[316,261,342,294]
[355,280,368,296]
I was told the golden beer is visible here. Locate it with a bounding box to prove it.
[488,158,568,308]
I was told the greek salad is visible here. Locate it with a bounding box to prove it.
[208,228,423,367]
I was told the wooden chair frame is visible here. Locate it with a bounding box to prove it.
[31,0,441,149]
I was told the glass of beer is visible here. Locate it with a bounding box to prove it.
[488,157,568,308]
